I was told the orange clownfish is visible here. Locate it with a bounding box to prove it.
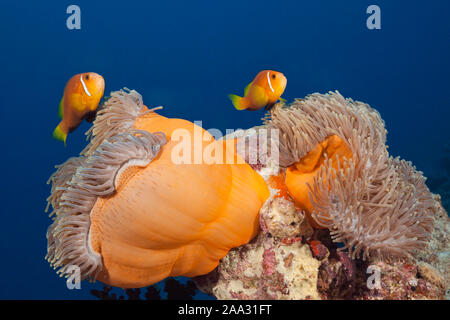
[53,72,105,145]
[228,70,287,111]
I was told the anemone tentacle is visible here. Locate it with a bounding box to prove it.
[46,129,167,280]
[81,88,162,156]
[266,91,435,260]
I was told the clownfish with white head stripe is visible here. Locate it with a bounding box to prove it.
[53,72,105,145]
[228,70,287,111]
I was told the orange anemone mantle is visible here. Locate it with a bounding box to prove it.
[284,135,352,228]
[89,110,269,288]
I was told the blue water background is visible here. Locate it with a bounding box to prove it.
[0,0,449,299]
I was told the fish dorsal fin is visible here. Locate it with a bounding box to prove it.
[244,82,252,96]
[58,98,64,119]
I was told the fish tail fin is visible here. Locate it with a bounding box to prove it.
[52,122,68,146]
[228,94,248,110]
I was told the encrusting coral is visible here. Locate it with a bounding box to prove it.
[45,89,269,288]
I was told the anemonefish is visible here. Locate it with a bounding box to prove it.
[53,72,105,145]
[228,70,287,111]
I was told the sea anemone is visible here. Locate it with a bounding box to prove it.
[46,89,269,288]
[264,91,435,260]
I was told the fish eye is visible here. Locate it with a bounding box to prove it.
[271,74,276,79]
[85,75,90,80]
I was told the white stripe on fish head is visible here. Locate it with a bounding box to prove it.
[80,75,92,97]
[266,71,275,93]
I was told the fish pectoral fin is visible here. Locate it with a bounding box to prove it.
[244,82,252,96]
[58,98,64,119]
[279,97,287,103]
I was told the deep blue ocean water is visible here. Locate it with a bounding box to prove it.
[0,0,448,299]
